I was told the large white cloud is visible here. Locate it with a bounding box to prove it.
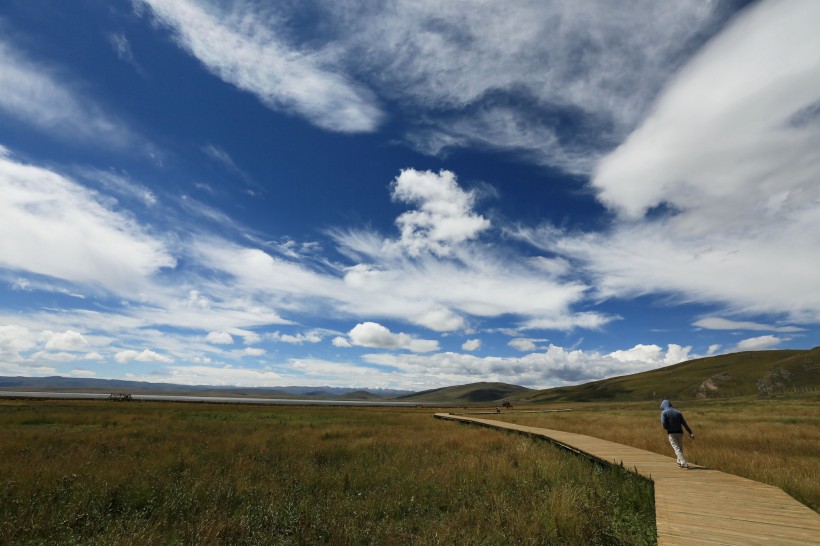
[137,0,383,133]
[530,0,820,323]
[0,152,175,294]
[317,0,722,171]
[344,322,439,353]
[134,1,723,169]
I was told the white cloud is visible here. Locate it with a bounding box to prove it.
[67,368,97,378]
[346,322,439,353]
[115,349,174,364]
[0,153,175,294]
[237,347,265,357]
[508,338,539,352]
[363,342,697,389]
[137,0,383,133]
[734,335,783,352]
[270,331,324,344]
[388,169,490,257]
[75,168,157,207]
[538,0,820,322]
[30,351,100,363]
[322,0,721,172]
[0,325,36,361]
[332,336,352,348]
[160,364,282,386]
[206,331,234,344]
[0,39,135,146]
[108,32,143,74]
[693,317,803,333]
[43,330,89,351]
[607,344,691,366]
[461,339,481,351]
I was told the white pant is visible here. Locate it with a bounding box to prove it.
[668,433,686,465]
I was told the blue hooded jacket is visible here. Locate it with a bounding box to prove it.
[660,400,691,434]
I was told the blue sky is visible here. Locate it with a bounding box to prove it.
[1,0,819,390]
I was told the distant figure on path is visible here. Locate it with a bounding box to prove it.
[660,400,694,468]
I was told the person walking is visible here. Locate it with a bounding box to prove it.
[660,400,694,468]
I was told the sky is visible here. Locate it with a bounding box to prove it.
[1,0,819,391]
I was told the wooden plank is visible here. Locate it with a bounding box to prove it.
[434,413,820,546]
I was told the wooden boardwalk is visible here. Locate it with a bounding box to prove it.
[435,413,820,545]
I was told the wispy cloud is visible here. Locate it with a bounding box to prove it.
[321,0,725,172]
[693,317,804,333]
[0,39,136,147]
[137,0,384,133]
[108,32,144,75]
[0,152,175,295]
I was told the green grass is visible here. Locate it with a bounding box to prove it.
[0,400,656,545]
[517,348,820,403]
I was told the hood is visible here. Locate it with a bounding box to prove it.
[660,400,672,410]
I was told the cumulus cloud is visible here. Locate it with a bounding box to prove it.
[206,331,234,344]
[137,0,383,133]
[461,339,481,351]
[0,324,36,361]
[363,342,697,389]
[115,349,173,364]
[345,322,439,353]
[607,344,691,366]
[388,169,490,257]
[508,338,541,352]
[43,330,90,351]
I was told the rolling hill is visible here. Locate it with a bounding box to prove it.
[396,382,532,403]
[518,347,820,403]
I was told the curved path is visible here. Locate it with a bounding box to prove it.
[435,413,820,545]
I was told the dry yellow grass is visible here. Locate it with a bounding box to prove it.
[0,400,657,545]
[495,393,820,512]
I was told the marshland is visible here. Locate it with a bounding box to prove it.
[1,393,817,545]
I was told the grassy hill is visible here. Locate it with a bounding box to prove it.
[518,347,820,403]
[396,382,532,403]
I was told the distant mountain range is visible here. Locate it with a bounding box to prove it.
[3,348,819,404]
[0,376,412,399]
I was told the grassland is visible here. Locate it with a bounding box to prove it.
[494,393,820,512]
[0,400,656,545]
[516,348,820,403]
